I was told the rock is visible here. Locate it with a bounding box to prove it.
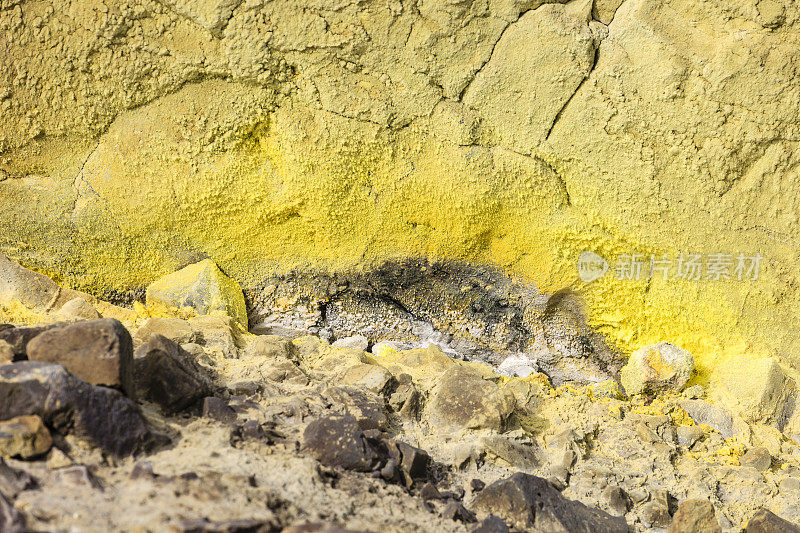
[420,482,443,501]
[668,500,721,533]
[172,518,278,532]
[0,323,66,360]
[426,367,515,432]
[470,516,509,533]
[303,415,381,472]
[0,361,155,456]
[146,259,248,328]
[0,415,52,458]
[0,491,24,533]
[642,490,672,529]
[46,448,73,470]
[57,297,101,320]
[188,315,240,359]
[601,486,630,517]
[243,335,295,359]
[324,387,388,431]
[495,354,536,378]
[717,357,795,425]
[386,440,431,488]
[679,400,739,439]
[53,464,102,489]
[587,379,624,400]
[479,436,539,469]
[470,472,628,531]
[342,363,394,394]
[134,317,198,347]
[740,447,772,471]
[442,501,476,523]
[332,335,369,352]
[778,477,800,493]
[471,479,486,492]
[0,341,13,365]
[743,508,800,533]
[0,457,37,497]
[27,318,135,396]
[620,342,694,396]
[134,334,212,414]
[202,397,236,423]
[676,425,704,448]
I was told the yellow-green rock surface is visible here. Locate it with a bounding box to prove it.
[2,0,799,380]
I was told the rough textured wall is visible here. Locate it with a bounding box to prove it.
[1,0,799,379]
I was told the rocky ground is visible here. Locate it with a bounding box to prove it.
[0,256,799,532]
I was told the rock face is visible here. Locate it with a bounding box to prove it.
[0,361,154,456]
[145,259,248,328]
[3,0,800,380]
[470,472,628,532]
[27,318,135,397]
[621,343,694,396]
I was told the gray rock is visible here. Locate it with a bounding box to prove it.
[470,472,628,532]
[677,425,704,448]
[601,485,630,517]
[679,400,736,439]
[27,318,134,396]
[303,415,381,472]
[743,508,800,533]
[470,516,509,533]
[202,397,237,423]
[740,447,772,472]
[0,361,155,456]
[642,490,672,528]
[668,500,721,533]
[426,367,514,432]
[0,322,67,360]
[332,335,369,352]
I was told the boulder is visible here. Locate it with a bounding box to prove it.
[57,297,100,320]
[743,508,800,533]
[668,500,721,533]
[0,322,66,360]
[620,342,694,396]
[470,472,628,532]
[146,259,248,328]
[0,361,154,456]
[717,357,795,426]
[0,415,52,459]
[303,415,381,472]
[27,318,134,397]
[134,334,213,414]
[426,367,514,432]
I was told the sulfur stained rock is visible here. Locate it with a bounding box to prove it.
[716,357,795,426]
[133,317,198,348]
[146,259,248,328]
[57,297,100,320]
[342,363,395,395]
[621,342,694,396]
[470,472,628,532]
[27,318,134,397]
[426,366,514,432]
[0,415,52,459]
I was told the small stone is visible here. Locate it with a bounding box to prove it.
[145,259,248,328]
[779,477,800,493]
[0,415,52,459]
[587,379,624,400]
[27,318,135,396]
[202,397,237,423]
[53,464,102,489]
[740,447,772,471]
[0,491,24,533]
[57,297,101,320]
[442,501,477,523]
[470,516,509,533]
[0,361,155,456]
[134,334,212,415]
[420,482,444,500]
[682,384,704,399]
[386,440,431,488]
[471,479,486,492]
[130,461,155,480]
[668,499,721,533]
[471,473,628,531]
[303,415,381,472]
[46,448,73,470]
[601,486,630,517]
[743,508,800,533]
[642,491,672,528]
[620,342,694,396]
[332,335,369,352]
[342,363,395,394]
